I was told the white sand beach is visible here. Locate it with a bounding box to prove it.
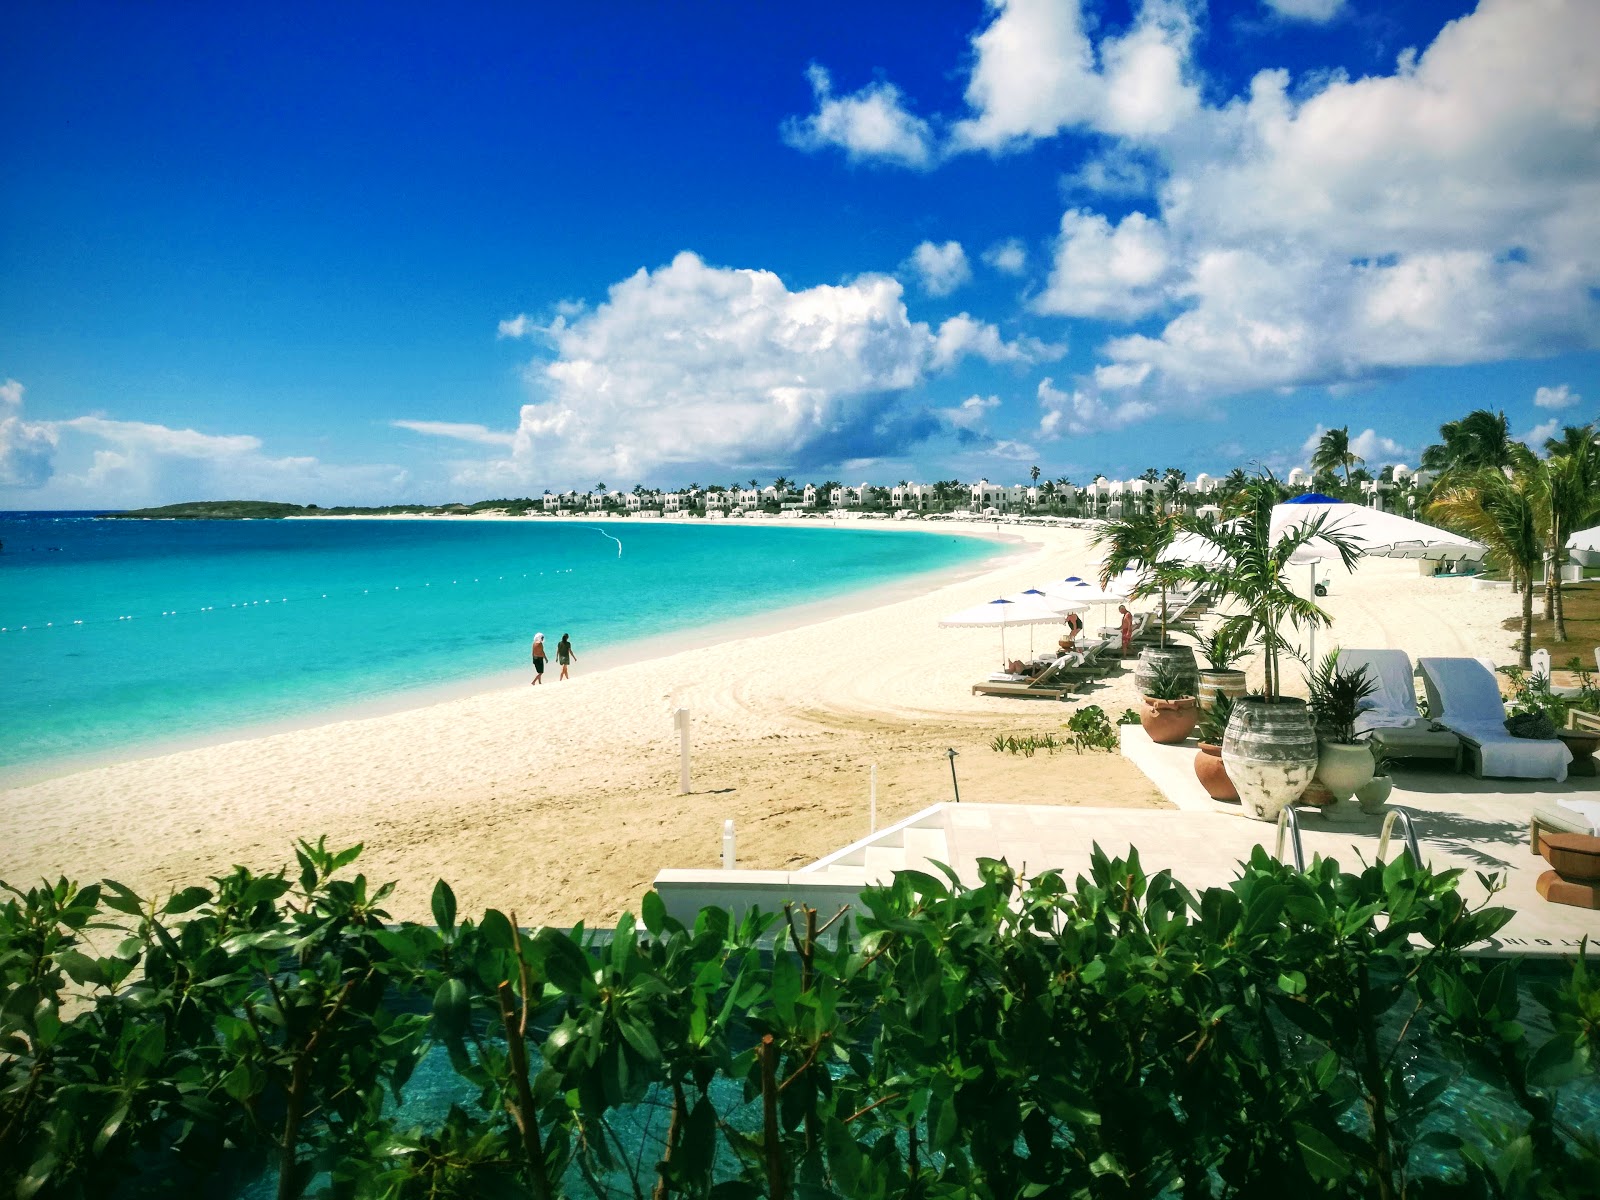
[0,519,1523,926]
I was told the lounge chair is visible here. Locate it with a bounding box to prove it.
[1417,657,1572,782]
[1337,648,1463,769]
[972,655,1081,700]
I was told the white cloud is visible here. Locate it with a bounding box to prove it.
[781,65,934,168]
[498,314,534,339]
[982,238,1028,275]
[0,380,58,489]
[459,251,1055,487]
[1534,383,1581,409]
[1521,418,1560,448]
[1036,377,1156,437]
[1262,0,1344,22]
[940,394,1001,432]
[907,240,972,296]
[0,385,407,507]
[1094,361,1153,389]
[1036,208,1174,320]
[931,313,1065,369]
[1348,429,1407,462]
[989,438,1039,459]
[948,0,1199,152]
[393,420,517,447]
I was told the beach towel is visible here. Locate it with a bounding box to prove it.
[1418,657,1572,782]
[1341,649,1425,736]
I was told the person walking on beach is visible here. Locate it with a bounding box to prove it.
[1118,604,1134,658]
[557,633,576,680]
[531,632,547,685]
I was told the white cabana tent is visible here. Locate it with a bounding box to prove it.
[1269,500,1484,562]
[940,597,1071,662]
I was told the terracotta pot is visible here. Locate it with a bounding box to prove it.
[1222,697,1319,823]
[1356,775,1393,814]
[1198,669,1248,711]
[1315,741,1377,801]
[1193,741,1238,801]
[1297,778,1338,808]
[1141,696,1199,744]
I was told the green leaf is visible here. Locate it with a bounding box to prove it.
[93,1102,130,1155]
[1277,970,1306,995]
[431,878,457,933]
[641,889,666,937]
[537,928,594,996]
[432,978,471,1040]
[55,949,108,989]
[480,907,514,950]
[98,879,146,916]
[17,1152,58,1200]
[617,1016,660,1063]
[162,885,212,914]
[1294,1123,1353,1182]
[1528,1032,1585,1087]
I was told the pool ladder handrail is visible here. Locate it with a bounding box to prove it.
[1274,805,1305,873]
[1376,806,1423,865]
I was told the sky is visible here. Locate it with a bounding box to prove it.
[2,0,1597,508]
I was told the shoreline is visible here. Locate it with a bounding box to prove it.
[0,519,1023,787]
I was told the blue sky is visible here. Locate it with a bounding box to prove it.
[2,0,1597,507]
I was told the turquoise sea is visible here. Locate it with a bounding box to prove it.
[0,514,998,779]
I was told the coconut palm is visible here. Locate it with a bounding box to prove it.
[1094,509,1184,648]
[1310,426,1364,487]
[1171,475,1363,699]
[1429,466,1543,667]
[1527,427,1600,640]
[1420,409,1514,479]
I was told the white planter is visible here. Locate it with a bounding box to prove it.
[1222,698,1319,823]
[1315,741,1377,802]
[1356,775,1393,814]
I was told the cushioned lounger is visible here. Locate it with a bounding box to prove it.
[1339,648,1462,768]
[1417,657,1571,782]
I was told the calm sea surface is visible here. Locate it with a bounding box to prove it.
[0,514,996,777]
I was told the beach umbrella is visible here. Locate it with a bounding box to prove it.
[1039,578,1131,630]
[1000,589,1091,653]
[940,597,1068,662]
[1270,501,1485,560]
[1568,524,1600,567]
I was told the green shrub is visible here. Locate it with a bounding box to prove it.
[3,841,1597,1198]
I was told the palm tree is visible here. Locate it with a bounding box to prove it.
[1094,509,1183,648]
[773,475,791,493]
[1030,465,1041,486]
[1172,475,1363,699]
[1528,427,1600,640]
[1429,467,1544,667]
[1420,409,1514,479]
[1311,426,1364,487]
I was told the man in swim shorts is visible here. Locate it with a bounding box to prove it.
[531,632,546,684]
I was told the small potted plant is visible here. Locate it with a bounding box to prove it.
[1306,651,1378,803]
[1140,658,1199,745]
[1355,750,1392,813]
[1196,624,1247,710]
[1192,692,1237,801]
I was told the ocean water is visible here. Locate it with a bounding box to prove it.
[0,513,997,778]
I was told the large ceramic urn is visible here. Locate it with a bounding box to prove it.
[1133,645,1199,699]
[1221,697,1319,822]
[1314,742,1377,803]
[1197,669,1248,711]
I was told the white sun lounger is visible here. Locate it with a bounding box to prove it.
[1338,648,1462,769]
[1417,657,1572,782]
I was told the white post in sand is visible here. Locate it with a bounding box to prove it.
[722,819,736,870]
[870,762,878,833]
[675,707,691,794]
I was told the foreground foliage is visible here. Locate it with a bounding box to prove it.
[3,839,1598,1199]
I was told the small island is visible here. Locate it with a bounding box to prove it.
[101,498,543,519]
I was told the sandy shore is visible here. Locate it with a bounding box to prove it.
[0,519,1521,926]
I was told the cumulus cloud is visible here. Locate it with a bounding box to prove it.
[1036,377,1156,437]
[393,420,517,447]
[1298,424,1407,466]
[0,380,58,489]
[1521,418,1560,449]
[1534,383,1581,409]
[982,238,1028,275]
[1262,0,1344,22]
[448,252,1053,487]
[498,315,535,339]
[943,394,1002,432]
[931,314,1065,369]
[781,65,934,168]
[906,240,972,296]
[1035,209,1173,319]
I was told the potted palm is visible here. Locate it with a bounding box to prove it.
[1140,658,1199,744]
[1095,509,1198,697]
[1196,624,1247,710]
[1306,651,1378,803]
[1193,692,1238,801]
[1170,475,1363,822]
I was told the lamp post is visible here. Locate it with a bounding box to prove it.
[946,748,961,804]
